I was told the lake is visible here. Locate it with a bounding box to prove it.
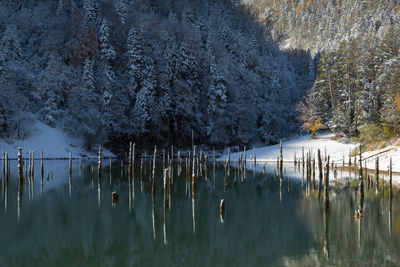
[0,159,398,266]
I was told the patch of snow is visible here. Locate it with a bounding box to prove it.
[221,133,357,163]
[0,120,114,159]
[363,146,400,174]
[220,133,400,184]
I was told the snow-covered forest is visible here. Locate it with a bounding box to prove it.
[0,0,314,151]
[247,0,400,140]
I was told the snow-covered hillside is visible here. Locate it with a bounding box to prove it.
[0,120,114,159]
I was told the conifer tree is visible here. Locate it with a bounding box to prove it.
[133,57,156,133]
[83,0,98,24]
[127,25,145,98]
[207,55,228,144]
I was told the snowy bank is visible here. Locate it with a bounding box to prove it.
[362,145,400,174]
[219,133,400,184]
[220,133,358,163]
[0,120,114,159]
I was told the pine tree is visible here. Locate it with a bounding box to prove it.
[127,25,145,99]
[98,18,116,106]
[75,58,105,149]
[81,57,97,108]
[99,19,117,62]
[182,7,195,26]
[113,0,130,24]
[83,0,98,24]
[172,41,202,140]
[164,42,177,88]
[56,0,64,15]
[133,57,156,134]
[207,55,228,144]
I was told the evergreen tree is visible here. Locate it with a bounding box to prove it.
[127,25,145,99]
[207,55,229,144]
[98,18,116,106]
[74,58,105,149]
[83,0,98,24]
[133,57,156,134]
[113,0,130,24]
[99,19,117,62]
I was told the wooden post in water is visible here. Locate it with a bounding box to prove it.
[132,143,135,180]
[279,140,283,182]
[28,151,31,183]
[244,146,247,166]
[191,129,194,151]
[98,147,102,180]
[69,150,72,178]
[220,199,225,223]
[199,149,203,177]
[109,157,112,184]
[162,149,165,169]
[213,148,216,184]
[192,145,197,194]
[164,168,169,209]
[205,154,208,180]
[318,149,323,188]
[31,151,34,182]
[25,159,28,184]
[178,150,181,175]
[349,148,352,167]
[227,147,230,177]
[128,142,132,180]
[2,151,4,180]
[41,152,43,189]
[389,157,392,199]
[152,146,157,198]
[323,155,330,209]
[312,155,316,189]
[18,148,23,183]
[375,156,379,193]
[306,152,310,187]
[140,158,144,192]
[5,153,8,182]
[253,147,256,166]
[358,145,364,198]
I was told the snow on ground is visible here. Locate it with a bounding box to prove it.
[363,145,400,173]
[220,132,400,184]
[221,133,358,163]
[0,120,114,159]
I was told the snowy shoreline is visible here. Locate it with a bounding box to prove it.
[220,132,400,175]
[220,133,357,162]
[0,120,115,159]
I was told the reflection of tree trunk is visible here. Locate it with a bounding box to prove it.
[357,195,364,248]
[18,182,22,221]
[163,206,168,245]
[152,195,156,240]
[323,208,329,261]
[389,195,392,236]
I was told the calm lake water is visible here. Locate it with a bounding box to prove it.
[0,159,399,266]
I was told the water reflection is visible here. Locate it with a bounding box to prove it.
[0,159,398,266]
